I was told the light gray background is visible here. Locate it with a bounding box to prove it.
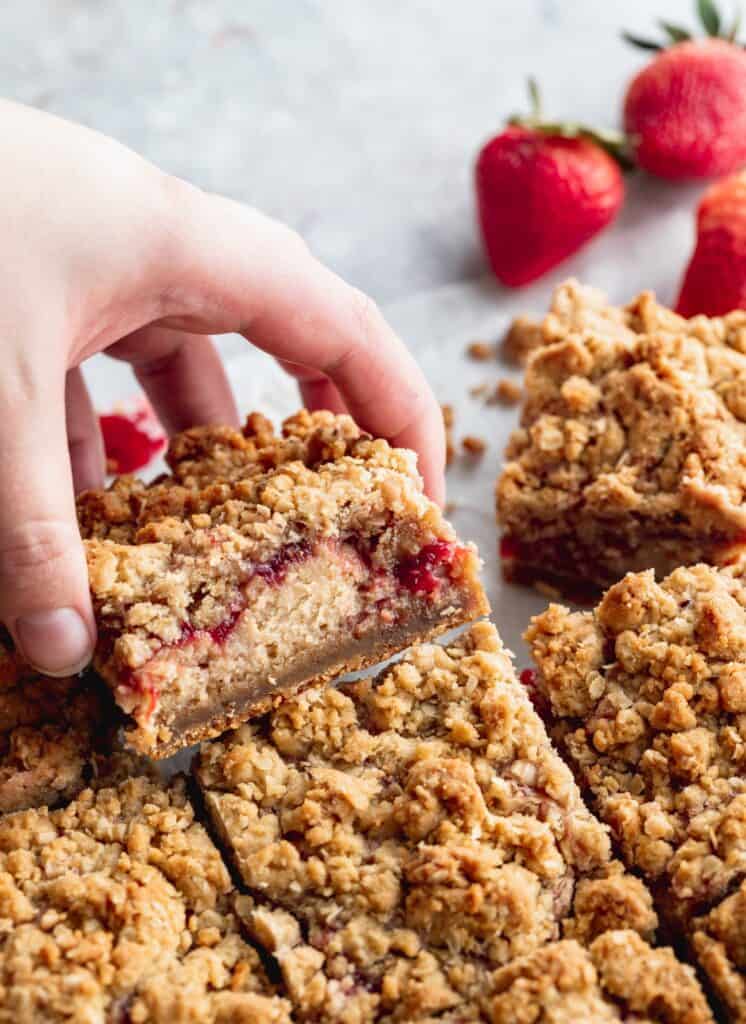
[3,0,716,661]
[4,0,706,301]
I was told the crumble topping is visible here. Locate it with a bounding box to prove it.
[196,623,656,1020]
[0,633,110,813]
[489,932,713,1023]
[527,564,746,921]
[0,770,290,1023]
[498,280,746,589]
[691,879,746,1023]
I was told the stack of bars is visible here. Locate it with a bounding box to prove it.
[0,407,716,1022]
[498,281,746,1022]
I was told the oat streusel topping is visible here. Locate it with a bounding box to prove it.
[0,633,110,814]
[527,564,746,922]
[498,280,746,589]
[196,622,656,1021]
[488,931,713,1024]
[0,770,290,1023]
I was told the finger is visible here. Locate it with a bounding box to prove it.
[277,359,348,415]
[152,187,446,504]
[0,368,95,675]
[107,326,239,433]
[65,367,105,493]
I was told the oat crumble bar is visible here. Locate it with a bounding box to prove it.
[0,768,290,1023]
[526,563,746,1019]
[196,622,657,1022]
[488,932,713,1023]
[497,280,746,594]
[79,411,488,758]
[0,631,111,814]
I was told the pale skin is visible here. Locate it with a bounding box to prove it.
[0,100,446,677]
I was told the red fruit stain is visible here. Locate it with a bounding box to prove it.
[99,403,166,474]
[395,540,458,595]
[500,536,519,560]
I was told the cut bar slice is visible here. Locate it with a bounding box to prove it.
[81,411,488,757]
[0,768,290,1024]
[196,622,657,1022]
[0,630,111,813]
[526,563,746,1019]
[488,933,713,1024]
[497,279,746,595]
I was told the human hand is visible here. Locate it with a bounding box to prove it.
[0,100,445,677]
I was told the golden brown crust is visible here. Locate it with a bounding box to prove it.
[498,280,746,591]
[196,623,657,1021]
[0,770,290,1024]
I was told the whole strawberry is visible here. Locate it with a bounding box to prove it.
[677,170,746,315]
[476,81,627,287]
[623,1,746,179]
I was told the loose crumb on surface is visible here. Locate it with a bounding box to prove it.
[502,314,543,364]
[462,435,487,456]
[466,340,496,361]
[491,378,523,405]
[442,403,456,465]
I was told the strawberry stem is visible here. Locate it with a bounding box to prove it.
[508,79,634,170]
[623,0,742,49]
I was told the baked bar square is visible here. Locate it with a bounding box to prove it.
[80,411,488,757]
[527,563,746,1019]
[0,630,111,813]
[498,280,746,594]
[196,622,656,1022]
[488,933,712,1024]
[0,768,289,1023]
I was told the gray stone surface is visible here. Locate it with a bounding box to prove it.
[1,0,701,302]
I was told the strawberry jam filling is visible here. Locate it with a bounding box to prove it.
[119,535,465,721]
[395,540,460,595]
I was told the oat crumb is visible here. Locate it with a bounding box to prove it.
[466,341,495,361]
[492,378,523,405]
[462,435,487,456]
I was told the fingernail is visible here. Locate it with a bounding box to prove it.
[16,608,93,677]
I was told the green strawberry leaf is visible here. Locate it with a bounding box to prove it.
[658,20,692,42]
[621,29,663,51]
[697,0,722,35]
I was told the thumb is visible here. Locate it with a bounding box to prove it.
[0,371,95,675]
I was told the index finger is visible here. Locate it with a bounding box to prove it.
[153,185,446,504]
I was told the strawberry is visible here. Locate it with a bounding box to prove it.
[676,170,746,315]
[623,1,746,179]
[475,81,627,287]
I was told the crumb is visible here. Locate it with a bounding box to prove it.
[442,403,456,465]
[502,315,544,364]
[462,435,487,456]
[493,378,523,405]
[469,382,491,399]
[466,341,495,361]
[534,579,563,600]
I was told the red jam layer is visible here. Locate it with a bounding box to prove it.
[395,540,459,595]
[120,534,464,720]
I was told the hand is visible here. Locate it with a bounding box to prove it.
[0,100,445,677]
